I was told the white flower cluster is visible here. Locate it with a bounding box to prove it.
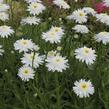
[66,6,109,98]
[21,0,45,26]
[0,1,14,58]
[14,38,69,81]
[3,0,109,99]
[13,3,98,98]
[67,7,96,23]
[14,38,44,81]
[0,2,9,21]
[0,2,14,38]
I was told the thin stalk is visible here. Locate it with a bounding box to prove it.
[55,72,61,109]
[9,0,14,26]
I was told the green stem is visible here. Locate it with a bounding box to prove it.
[9,0,14,25]
[55,72,61,109]
[32,51,35,68]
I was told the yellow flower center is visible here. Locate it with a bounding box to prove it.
[54,28,60,32]
[21,40,28,45]
[79,12,85,16]
[80,83,88,90]
[1,26,8,32]
[55,59,60,62]
[101,32,107,35]
[83,48,90,55]
[53,58,63,64]
[23,70,29,75]
[49,31,56,37]
[32,4,38,8]
[52,27,61,32]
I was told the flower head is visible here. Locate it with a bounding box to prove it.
[21,52,45,69]
[21,16,40,25]
[0,25,14,38]
[53,0,70,9]
[96,13,109,26]
[42,26,64,43]
[18,66,35,81]
[46,53,69,72]
[75,47,97,65]
[14,39,37,53]
[82,7,96,16]
[0,3,10,12]
[25,0,41,3]
[73,25,89,34]
[27,2,46,15]
[67,9,87,24]
[0,12,9,21]
[73,79,95,98]
[95,31,109,44]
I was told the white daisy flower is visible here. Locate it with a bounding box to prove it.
[95,31,109,44]
[53,0,70,9]
[67,9,87,24]
[73,25,89,34]
[18,66,35,81]
[42,31,61,43]
[42,26,64,43]
[27,2,46,15]
[21,52,45,69]
[0,25,14,38]
[25,0,41,3]
[82,7,96,16]
[0,12,9,21]
[73,79,94,98]
[103,0,109,7]
[75,47,97,65]
[21,16,40,25]
[96,13,109,26]
[50,26,64,36]
[0,3,10,12]
[0,45,4,55]
[47,50,61,58]
[14,39,36,53]
[46,54,69,72]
